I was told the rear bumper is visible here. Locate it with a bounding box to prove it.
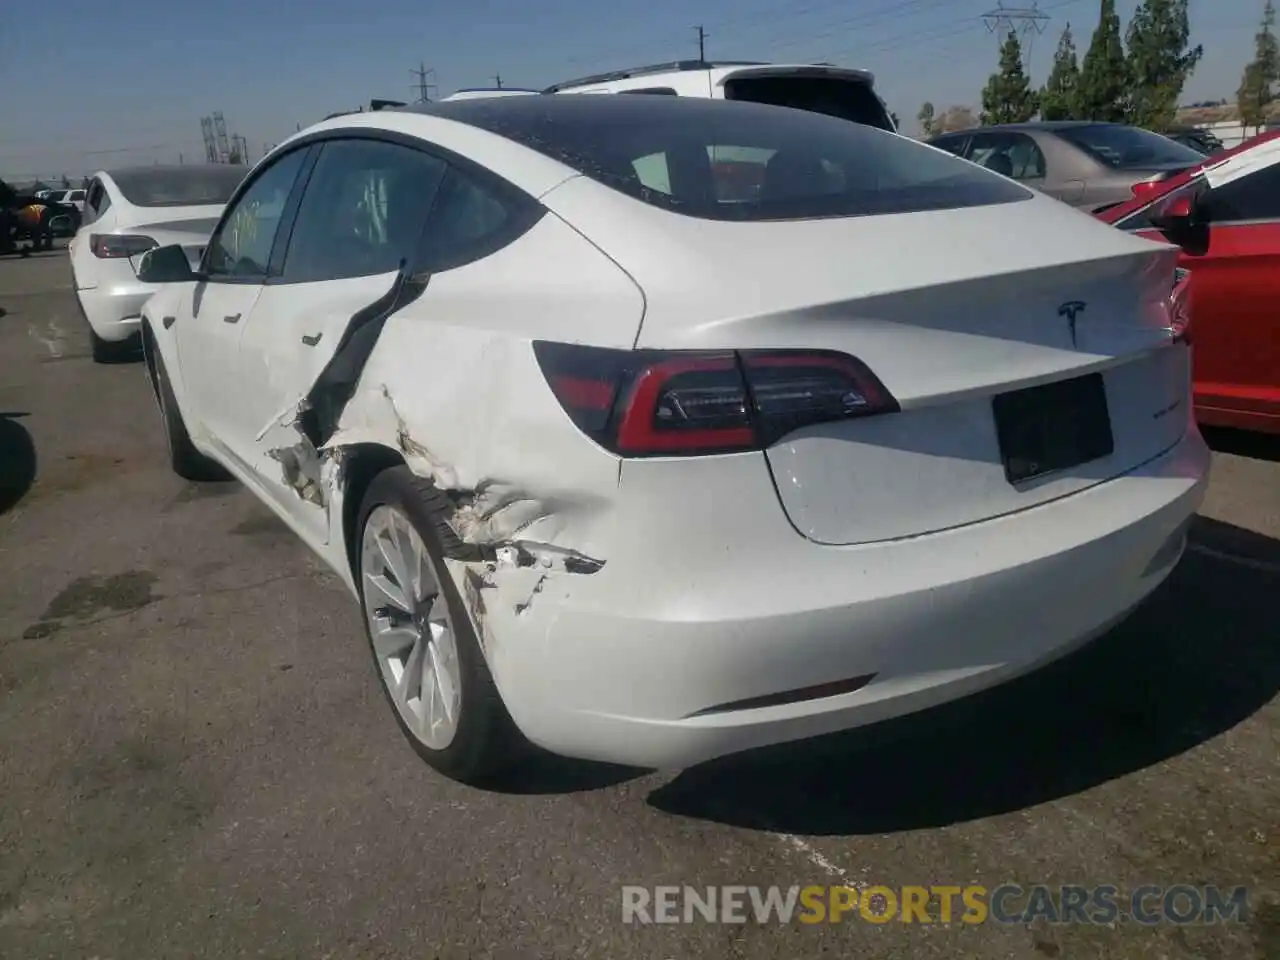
[482,428,1210,770]
[75,282,155,342]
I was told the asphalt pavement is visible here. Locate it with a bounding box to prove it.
[1,250,1277,959]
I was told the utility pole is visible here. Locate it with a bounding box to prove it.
[982,2,1049,76]
[410,62,437,102]
[694,25,708,60]
[493,73,503,89]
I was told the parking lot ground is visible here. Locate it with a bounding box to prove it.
[1,252,1277,960]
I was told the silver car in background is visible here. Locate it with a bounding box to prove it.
[928,121,1207,214]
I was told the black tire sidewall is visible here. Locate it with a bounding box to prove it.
[153,350,227,481]
[355,466,513,780]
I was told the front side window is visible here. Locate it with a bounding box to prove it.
[449,96,1030,221]
[967,133,1046,181]
[281,139,448,282]
[205,149,309,280]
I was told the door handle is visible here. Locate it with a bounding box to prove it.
[301,332,323,346]
[223,313,241,324]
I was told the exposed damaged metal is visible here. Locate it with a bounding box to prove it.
[297,260,429,450]
[266,442,327,506]
[243,260,610,594]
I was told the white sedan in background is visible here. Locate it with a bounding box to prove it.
[137,95,1208,784]
[69,164,246,361]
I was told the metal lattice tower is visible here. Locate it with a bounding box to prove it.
[212,113,231,163]
[200,117,218,163]
[982,2,1050,77]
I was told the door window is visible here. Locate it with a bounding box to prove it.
[1198,163,1280,223]
[967,133,1046,181]
[281,139,447,282]
[205,148,310,280]
[929,135,968,157]
[417,164,539,272]
[82,179,109,225]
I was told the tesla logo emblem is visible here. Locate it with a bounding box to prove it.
[1059,300,1087,346]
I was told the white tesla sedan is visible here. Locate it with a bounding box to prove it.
[136,94,1208,783]
[69,164,246,361]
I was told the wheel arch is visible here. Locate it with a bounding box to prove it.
[339,442,409,578]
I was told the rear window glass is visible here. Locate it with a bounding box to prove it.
[722,75,893,131]
[111,167,247,207]
[448,96,1031,221]
[1057,124,1204,169]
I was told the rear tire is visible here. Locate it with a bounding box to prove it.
[152,351,230,481]
[356,467,521,783]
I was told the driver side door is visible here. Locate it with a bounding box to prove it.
[174,146,314,463]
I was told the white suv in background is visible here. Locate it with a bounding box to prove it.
[543,59,897,132]
[70,164,245,361]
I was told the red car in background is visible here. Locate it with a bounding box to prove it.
[1096,131,1280,435]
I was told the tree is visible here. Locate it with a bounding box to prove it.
[917,101,937,136]
[1238,0,1280,134]
[1126,0,1202,130]
[981,31,1039,124]
[938,105,977,132]
[1040,25,1081,120]
[1076,0,1129,122]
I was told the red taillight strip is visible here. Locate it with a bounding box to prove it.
[615,353,753,454]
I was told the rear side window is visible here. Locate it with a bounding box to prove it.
[723,75,893,131]
[454,96,1030,221]
[83,180,110,224]
[418,164,542,272]
[1198,163,1280,222]
[283,139,447,282]
[1056,124,1203,169]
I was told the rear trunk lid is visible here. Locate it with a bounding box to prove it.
[543,181,1189,544]
[126,207,222,274]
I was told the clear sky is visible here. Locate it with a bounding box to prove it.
[0,0,1264,180]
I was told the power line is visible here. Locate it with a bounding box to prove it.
[739,0,960,55]
[982,2,1051,74]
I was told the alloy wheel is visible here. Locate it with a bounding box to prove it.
[360,505,462,751]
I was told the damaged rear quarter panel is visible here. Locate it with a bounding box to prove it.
[326,211,644,658]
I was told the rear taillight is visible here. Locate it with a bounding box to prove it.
[532,341,899,456]
[90,233,157,259]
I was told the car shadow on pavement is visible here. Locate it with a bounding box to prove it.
[1202,426,1280,463]
[647,515,1280,836]
[0,411,37,514]
[485,750,642,795]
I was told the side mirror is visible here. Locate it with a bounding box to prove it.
[137,243,197,284]
[1150,194,1210,257]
